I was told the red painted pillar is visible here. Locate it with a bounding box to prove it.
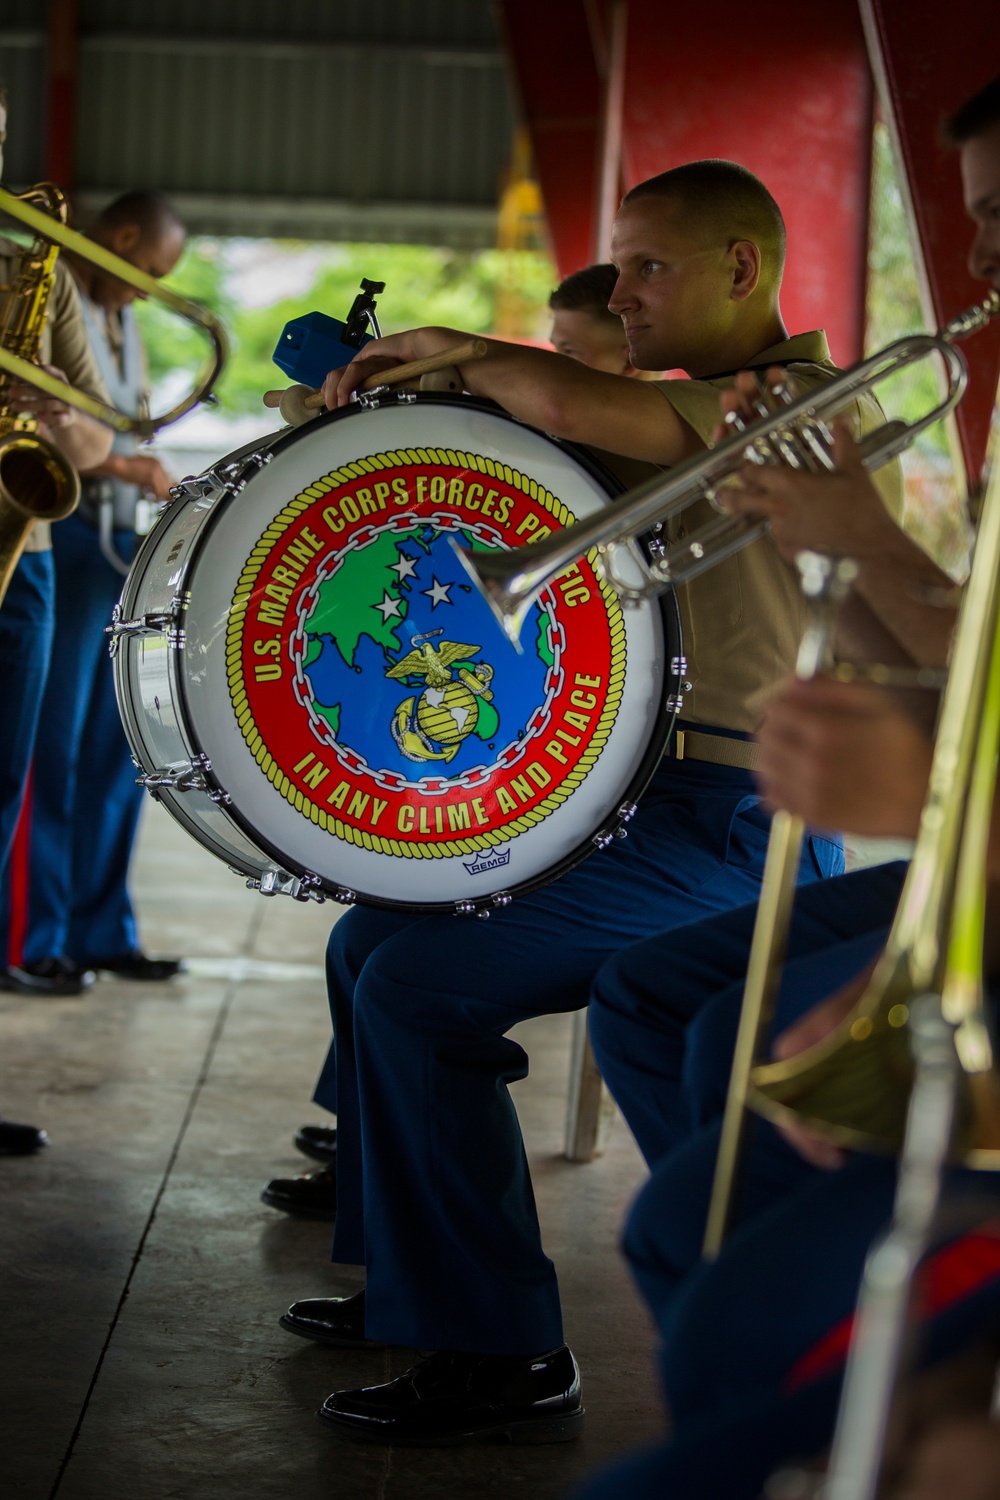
[497,0,603,276]
[618,0,873,367]
[500,0,872,365]
[863,0,1000,486]
[44,0,79,190]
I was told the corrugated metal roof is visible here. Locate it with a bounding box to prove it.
[0,0,513,246]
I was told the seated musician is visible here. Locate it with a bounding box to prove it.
[571,72,1000,1500]
[548,261,649,377]
[276,160,911,1447]
[260,257,662,1224]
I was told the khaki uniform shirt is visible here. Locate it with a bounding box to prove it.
[0,237,111,551]
[598,330,903,734]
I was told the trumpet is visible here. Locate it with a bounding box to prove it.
[0,183,227,438]
[455,292,1000,648]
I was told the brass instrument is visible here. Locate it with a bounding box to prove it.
[455,292,1000,648]
[747,425,1000,1159]
[755,422,1000,1500]
[0,180,228,606]
[0,183,227,438]
[0,183,81,600]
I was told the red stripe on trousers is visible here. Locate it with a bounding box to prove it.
[6,765,33,968]
[785,1221,1000,1393]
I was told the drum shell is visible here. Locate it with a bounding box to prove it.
[113,466,275,884]
[113,396,682,912]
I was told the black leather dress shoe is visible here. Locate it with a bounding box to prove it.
[0,1118,50,1155]
[294,1123,338,1164]
[1,957,95,995]
[261,1163,337,1219]
[280,1289,385,1348]
[89,952,186,981]
[317,1345,584,1446]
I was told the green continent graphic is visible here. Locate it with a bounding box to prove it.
[298,528,549,772]
[307,532,409,667]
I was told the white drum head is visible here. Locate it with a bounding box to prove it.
[180,397,670,908]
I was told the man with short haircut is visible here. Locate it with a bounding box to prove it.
[548,262,646,377]
[1,192,186,993]
[278,159,909,1446]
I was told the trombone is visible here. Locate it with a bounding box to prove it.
[756,406,1000,1500]
[454,291,1000,648]
[0,183,227,437]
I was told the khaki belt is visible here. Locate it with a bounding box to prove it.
[668,728,762,772]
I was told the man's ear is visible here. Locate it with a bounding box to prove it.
[109,222,142,257]
[728,239,761,302]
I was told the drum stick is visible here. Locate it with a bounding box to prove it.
[262,339,488,411]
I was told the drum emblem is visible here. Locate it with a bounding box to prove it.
[387,631,498,764]
[226,443,629,866]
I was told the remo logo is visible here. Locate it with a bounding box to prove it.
[226,446,627,863]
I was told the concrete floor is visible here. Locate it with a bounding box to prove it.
[0,803,662,1499]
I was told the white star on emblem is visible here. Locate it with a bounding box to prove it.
[391,554,418,581]
[374,591,402,621]
[422,576,453,609]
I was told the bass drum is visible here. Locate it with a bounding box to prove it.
[113,394,683,913]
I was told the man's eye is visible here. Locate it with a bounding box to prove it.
[642,261,663,274]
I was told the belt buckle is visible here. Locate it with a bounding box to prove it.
[673,729,685,761]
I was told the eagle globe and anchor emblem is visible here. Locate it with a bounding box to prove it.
[387,629,497,764]
[294,523,555,783]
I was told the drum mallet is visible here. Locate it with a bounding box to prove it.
[263,339,488,427]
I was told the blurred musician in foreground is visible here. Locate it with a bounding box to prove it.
[572,71,1000,1500]
[1,192,186,997]
[272,159,922,1447]
[0,83,113,1139]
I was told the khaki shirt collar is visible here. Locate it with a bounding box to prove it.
[747,329,833,369]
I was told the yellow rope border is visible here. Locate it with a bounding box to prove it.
[226,449,627,859]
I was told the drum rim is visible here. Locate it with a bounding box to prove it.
[174,392,683,913]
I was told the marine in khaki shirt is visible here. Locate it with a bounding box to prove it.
[320,165,946,752]
[649,330,903,732]
[0,239,113,551]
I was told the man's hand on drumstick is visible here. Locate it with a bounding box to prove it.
[321,328,471,409]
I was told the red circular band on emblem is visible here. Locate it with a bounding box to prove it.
[235,456,619,849]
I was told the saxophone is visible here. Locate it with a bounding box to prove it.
[0,183,81,605]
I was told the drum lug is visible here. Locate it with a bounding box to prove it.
[454,900,477,916]
[617,801,638,823]
[169,470,228,505]
[106,595,188,654]
[357,390,382,410]
[332,888,357,906]
[666,688,692,713]
[246,866,325,903]
[592,830,615,851]
[137,762,210,795]
[670,655,688,676]
[136,751,228,803]
[492,892,512,908]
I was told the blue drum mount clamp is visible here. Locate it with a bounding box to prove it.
[271,278,385,391]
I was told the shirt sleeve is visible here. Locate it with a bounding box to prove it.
[653,367,905,527]
[46,262,112,409]
[650,377,729,448]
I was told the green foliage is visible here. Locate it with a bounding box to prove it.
[866,121,946,457]
[136,239,557,419]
